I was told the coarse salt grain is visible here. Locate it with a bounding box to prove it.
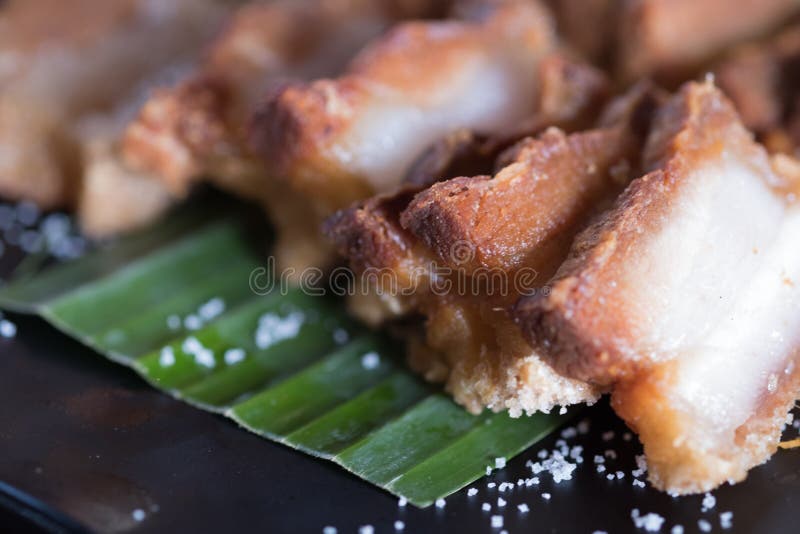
[482,503,491,512]
[224,348,246,365]
[633,479,646,488]
[435,498,446,508]
[198,297,225,321]
[631,509,665,532]
[167,314,181,330]
[467,488,478,497]
[518,503,529,513]
[323,527,337,534]
[159,346,175,367]
[491,515,503,528]
[184,314,202,331]
[597,465,606,473]
[616,471,625,480]
[394,520,405,531]
[487,482,496,489]
[332,328,349,344]
[255,311,305,349]
[719,511,733,529]
[358,526,374,534]
[398,497,407,507]
[497,497,506,507]
[495,457,506,469]
[561,427,577,439]
[0,319,17,338]
[698,519,712,532]
[132,509,146,522]
[559,406,567,414]
[594,455,605,464]
[541,493,551,500]
[701,493,716,512]
[361,351,380,370]
[670,525,684,534]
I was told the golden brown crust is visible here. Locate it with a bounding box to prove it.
[250,0,556,216]
[400,83,661,277]
[515,81,758,385]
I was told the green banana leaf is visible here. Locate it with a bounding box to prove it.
[0,202,569,507]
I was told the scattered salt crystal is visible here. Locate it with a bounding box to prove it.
[361,351,380,370]
[537,449,548,459]
[487,482,496,489]
[594,455,605,464]
[482,503,491,512]
[358,526,374,534]
[597,465,606,473]
[394,520,405,531]
[561,426,577,439]
[184,314,202,331]
[398,497,407,507]
[224,348,246,365]
[167,314,181,330]
[670,526,684,534]
[541,493,551,500]
[486,466,493,476]
[606,474,615,480]
[632,455,648,477]
[16,201,39,226]
[435,498,446,508]
[491,515,503,528]
[616,471,625,479]
[698,519,712,532]
[601,431,615,441]
[132,509,146,522]
[255,311,305,349]
[495,457,506,469]
[559,406,567,415]
[198,297,225,321]
[517,503,529,513]
[159,346,175,367]
[631,509,665,532]
[497,497,506,507]
[632,479,646,488]
[701,493,716,512]
[516,478,524,486]
[467,488,478,497]
[323,527,337,534]
[194,348,215,368]
[0,319,17,338]
[332,328,349,345]
[719,511,733,529]
[593,531,609,534]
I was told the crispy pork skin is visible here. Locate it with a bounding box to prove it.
[123,0,447,272]
[516,81,800,493]
[326,86,660,414]
[0,0,226,208]
[250,0,555,219]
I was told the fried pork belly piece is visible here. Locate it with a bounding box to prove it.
[516,81,800,494]
[0,0,226,208]
[124,0,446,271]
[550,0,799,84]
[326,86,660,415]
[618,0,799,83]
[715,25,800,154]
[253,0,556,265]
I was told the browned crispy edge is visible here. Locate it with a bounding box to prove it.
[513,81,754,385]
